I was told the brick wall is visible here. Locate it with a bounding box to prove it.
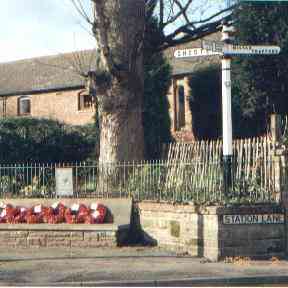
[0,228,117,248]
[4,88,94,126]
[0,198,132,249]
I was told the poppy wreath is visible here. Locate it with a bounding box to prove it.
[0,202,108,224]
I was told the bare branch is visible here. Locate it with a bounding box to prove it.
[159,14,232,50]
[159,4,235,50]
[163,0,193,28]
[192,4,236,25]
[71,0,93,25]
[71,0,235,54]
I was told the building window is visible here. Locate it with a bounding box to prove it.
[177,85,185,130]
[78,91,95,111]
[18,96,31,115]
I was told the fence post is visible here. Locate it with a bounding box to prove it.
[273,147,288,205]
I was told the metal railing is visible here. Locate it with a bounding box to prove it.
[0,160,281,204]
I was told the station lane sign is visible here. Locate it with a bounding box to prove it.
[174,48,221,58]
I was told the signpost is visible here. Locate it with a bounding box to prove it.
[174,48,221,58]
[175,24,281,195]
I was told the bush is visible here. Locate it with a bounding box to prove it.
[0,118,96,163]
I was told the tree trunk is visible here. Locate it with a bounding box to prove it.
[99,102,144,163]
[93,0,145,164]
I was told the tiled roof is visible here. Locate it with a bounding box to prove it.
[0,50,97,96]
[165,32,222,76]
[0,32,221,96]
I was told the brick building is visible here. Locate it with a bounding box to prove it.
[164,32,221,141]
[0,32,221,138]
[0,50,97,126]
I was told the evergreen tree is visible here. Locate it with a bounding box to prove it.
[232,4,288,137]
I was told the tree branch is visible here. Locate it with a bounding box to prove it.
[159,14,233,50]
[159,4,235,50]
[163,0,193,28]
[71,0,93,25]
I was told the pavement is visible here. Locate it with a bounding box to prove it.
[0,247,288,286]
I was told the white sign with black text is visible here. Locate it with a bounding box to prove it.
[223,214,284,225]
[202,40,224,53]
[174,48,221,58]
[224,45,281,56]
[175,45,281,59]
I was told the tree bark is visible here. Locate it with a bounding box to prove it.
[93,0,145,164]
[98,80,144,163]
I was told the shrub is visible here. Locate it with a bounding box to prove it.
[0,118,96,163]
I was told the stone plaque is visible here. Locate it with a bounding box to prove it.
[55,168,73,196]
[223,214,284,225]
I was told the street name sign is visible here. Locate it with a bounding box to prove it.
[223,214,284,225]
[201,41,281,56]
[176,45,280,59]
[224,44,281,55]
[174,48,221,58]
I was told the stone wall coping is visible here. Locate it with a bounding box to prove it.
[0,198,132,227]
[0,223,118,231]
[138,202,197,213]
[138,202,284,215]
[214,205,284,215]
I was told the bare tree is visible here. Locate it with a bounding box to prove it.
[70,0,235,164]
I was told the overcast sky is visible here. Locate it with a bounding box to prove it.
[0,0,95,63]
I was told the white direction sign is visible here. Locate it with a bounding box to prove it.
[174,45,280,58]
[224,45,281,55]
[202,40,224,53]
[174,48,221,58]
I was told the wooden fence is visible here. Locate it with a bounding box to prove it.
[162,136,279,202]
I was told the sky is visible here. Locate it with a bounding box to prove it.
[0,0,95,63]
[0,0,226,64]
